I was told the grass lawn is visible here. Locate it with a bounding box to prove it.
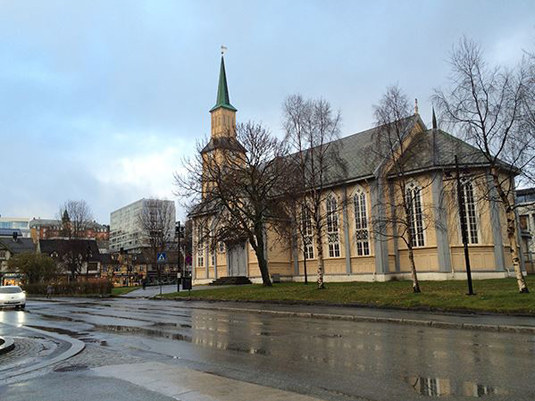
[111,286,141,296]
[161,276,535,314]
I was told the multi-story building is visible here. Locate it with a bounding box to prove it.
[30,218,109,242]
[109,199,176,253]
[0,217,31,238]
[100,250,180,287]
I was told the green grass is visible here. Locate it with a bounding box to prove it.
[161,277,535,314]
[111,286,141,296]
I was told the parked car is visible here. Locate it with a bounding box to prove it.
[0,286,26,309]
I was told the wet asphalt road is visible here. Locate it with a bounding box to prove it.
[2,297,535,400]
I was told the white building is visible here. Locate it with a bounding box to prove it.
[0,217,31,238]
[110,199,176,253]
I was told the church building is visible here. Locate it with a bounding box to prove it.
[190,56,525,285]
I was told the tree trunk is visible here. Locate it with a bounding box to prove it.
[254,225,272,286]
[506,212,528,292]
[314,229,325,289]
[492,172,529,293]
[407,244,421,293]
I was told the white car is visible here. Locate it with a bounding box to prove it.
[0,286,26,309]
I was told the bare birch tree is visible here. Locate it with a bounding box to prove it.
[176,122,293,286]
[433,37,534,293]
[283,95,346,289]
[59,200,94,238]
[371,86,436,293]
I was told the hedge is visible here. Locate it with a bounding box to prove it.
[24,280,113,296]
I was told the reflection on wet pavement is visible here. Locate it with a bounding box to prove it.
[11,298,535,401]
[406,376,507,398]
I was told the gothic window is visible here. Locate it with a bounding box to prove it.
[301,208,314,259]
[460,177,479,244]
[406,182,425,247]
[354,189,370,256]
[326,195,340,257]
[196,226,204,267]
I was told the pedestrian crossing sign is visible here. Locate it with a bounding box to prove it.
[157,252,167,263]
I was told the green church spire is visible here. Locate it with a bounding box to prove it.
[210,56,237,112]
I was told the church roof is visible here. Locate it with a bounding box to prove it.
[200,136,246,154]
[293,114,509,187]
[209,56,237,113]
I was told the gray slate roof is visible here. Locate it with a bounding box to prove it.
[310,115,496,185]
[39,239,101,262]
[0,237,36,254]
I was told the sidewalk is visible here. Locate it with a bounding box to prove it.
[122,284,232,298]
[166,299,535,334]
[93,362,323,401]
[0,323,85,382]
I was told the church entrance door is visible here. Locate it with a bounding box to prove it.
[228,242,247,276]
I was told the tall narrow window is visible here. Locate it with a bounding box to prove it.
[326,195,341,257]
[460,178,479,244]
[196,226,204,267]
[354,189,370,256]
[406,183,425,247]
[301,208,314,259]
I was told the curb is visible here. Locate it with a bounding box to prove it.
[161,295,535,317]
[0,323,85,380]
[0,336,15,355]
[163,303,535,335]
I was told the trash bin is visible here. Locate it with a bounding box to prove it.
[182,277,192,290]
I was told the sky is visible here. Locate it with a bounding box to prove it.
[1,0,534,223]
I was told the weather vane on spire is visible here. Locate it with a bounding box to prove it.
[221,45,228,55]
[414,98,419,115]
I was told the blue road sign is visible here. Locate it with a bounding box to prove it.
[157,252,167,263]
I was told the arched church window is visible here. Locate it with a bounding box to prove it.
[301,207,314,259]
[405,182,425,247]
[460,177,479,244]
[326,195,340,257]
[354,189,370,256]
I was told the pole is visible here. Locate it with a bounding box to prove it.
[177,221,181,293]
[303,249,308,284]
[455,155,475,295]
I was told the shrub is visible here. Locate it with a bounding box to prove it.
[23,280,113,296]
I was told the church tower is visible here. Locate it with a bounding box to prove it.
[201,54,245,198]
[209,56,237,138]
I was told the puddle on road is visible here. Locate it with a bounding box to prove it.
[405,376,508,398]
[153,322,192,329]
[94,324,193,342]
[54,364,89,372]
[26,324,88,338]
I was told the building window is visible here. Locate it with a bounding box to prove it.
[354,189,370,256]
[460,178,479,244]
[301,208,314,259]
[196,226,204,267]
[406,182,425,247]
[211,251,216,266]
[218,241,225,253]
[520,215,529,231]
[326,195,340,257]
